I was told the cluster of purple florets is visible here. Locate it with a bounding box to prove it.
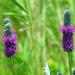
[2,18,17,57]
[61,26,74,52]
[61,10,75,52]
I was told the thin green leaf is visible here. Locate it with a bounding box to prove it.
[0,12,24,17]
[12,0,27,13]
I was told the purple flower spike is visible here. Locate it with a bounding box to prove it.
[2,18,17,57]
[2,31,16,57]
[61,9,75,52]
[61,26,75,52]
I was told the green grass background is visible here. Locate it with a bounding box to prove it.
[0,0,75,75]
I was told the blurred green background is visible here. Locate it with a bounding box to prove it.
[0,0,75,75]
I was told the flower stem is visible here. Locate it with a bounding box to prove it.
[9,56,15,75]
[68,52,72,75]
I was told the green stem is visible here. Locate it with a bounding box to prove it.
[9,56,15,75]
[68,52,72,75]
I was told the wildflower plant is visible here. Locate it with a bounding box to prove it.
[61,10,74,52]
[2,18,17,57]
[61,9,75,75]
[2,18,17,75]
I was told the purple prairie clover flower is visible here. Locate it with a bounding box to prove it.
[2,18,17,57]
[2,31,16,57]
[61,9,75,52]
[61,26,75,52]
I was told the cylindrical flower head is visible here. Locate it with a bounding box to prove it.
[61,10,74,52]
[2,18,17,57]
